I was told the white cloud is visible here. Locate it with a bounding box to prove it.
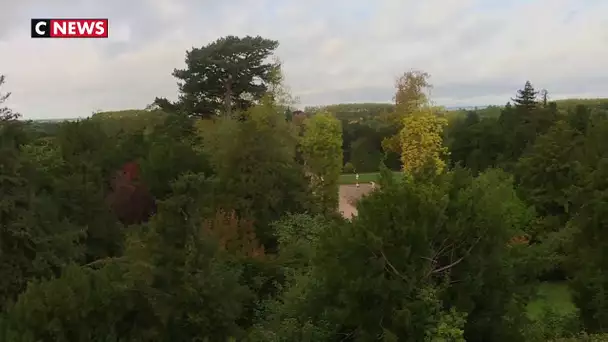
[0,0,606,119]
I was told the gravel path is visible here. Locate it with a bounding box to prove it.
[338,183,374,219]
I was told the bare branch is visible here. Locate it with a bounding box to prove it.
[427,236,481,277]
[381,250,408,281]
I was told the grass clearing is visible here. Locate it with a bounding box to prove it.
[527,282,576,319]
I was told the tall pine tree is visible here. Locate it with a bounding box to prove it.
[498,81,546,167]
[512,81,538,111]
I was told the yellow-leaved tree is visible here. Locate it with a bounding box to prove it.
[381,70,432,154]
[400,108,448,174]
[383,70,449,174]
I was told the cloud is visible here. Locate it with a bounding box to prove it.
[0,0,606,119]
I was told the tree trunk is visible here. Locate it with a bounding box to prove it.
[224,74,233,118]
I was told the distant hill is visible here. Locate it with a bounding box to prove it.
[31,117,83,123]
[303,103,502,123]
[22,98,608,124]
[21,110,167,137]
[303,98,608,123]
[552,98,608,111]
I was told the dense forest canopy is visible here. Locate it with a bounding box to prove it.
[2,35,608,341]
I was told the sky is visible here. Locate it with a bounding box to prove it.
[0,0,607,119]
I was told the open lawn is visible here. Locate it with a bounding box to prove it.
[339,172,401,185]
[527,282,576,319]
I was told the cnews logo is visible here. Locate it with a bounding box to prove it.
[31,19,109,38]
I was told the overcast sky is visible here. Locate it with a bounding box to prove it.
[1,0,607,119]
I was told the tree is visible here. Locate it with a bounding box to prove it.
[51,120,128,261]
[0,75,26,149]
[349,137,382,172]
[202,101,313,250]
[512,81,538,112]
[105,162,157,226]
[138,112,213,199]
[0,159,85,311]
[155,36,280,118]
[394,70,432,114]
[0,78,86,310]
[299,112,343,215]
[565,116,608,333]
[0,75,19,122]
[499,82,557,168]
[445,169,538,341]
[383,70,433,156]
[399,108,449,175]
[90,109,168,136]
[255,168,536,341]
[540,89,549,107]
[567,104,592,134]
[448,114,504,174]
[3,178,255,340]
[568,158,608,333]
[516,120,584,231]
[265,59,299,111]
[0,74,21,162]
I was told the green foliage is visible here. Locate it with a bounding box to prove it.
[448,105,503,120]
[442,169,538,341]
[567,105,592,134]
[555,333,608,342]
[568,158,608,333]
[499,82,560,168]
[273,213,328,248]
[271,213,331,273]
[50,120,126,261]
[91,109,168,137]
[305,103,395,122]
[343,161,355,173]
[0,124,85,310]
[201,102,313,250]
[253,167,535,341]
[299,112,343,215]
[2,172,257,341]
[341,119,400,171]
[515,120,584,237]
[448,114,504,174]
[425,308,467,342]
[554,98,608,112]
[139,114,212,199]
[350,136,383,172]
[3,262,156,341]
[524,306,581,341]
[527,282,576,320]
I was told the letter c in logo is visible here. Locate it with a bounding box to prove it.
[31,19,51,38]
[35,21,47,35]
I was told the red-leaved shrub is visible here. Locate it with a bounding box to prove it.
[106,162,156,225]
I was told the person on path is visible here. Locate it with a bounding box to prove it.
[355,173,359,188]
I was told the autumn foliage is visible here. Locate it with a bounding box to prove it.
[202,209,265,259]
[508,234,530,246]
[105,161,156,225]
